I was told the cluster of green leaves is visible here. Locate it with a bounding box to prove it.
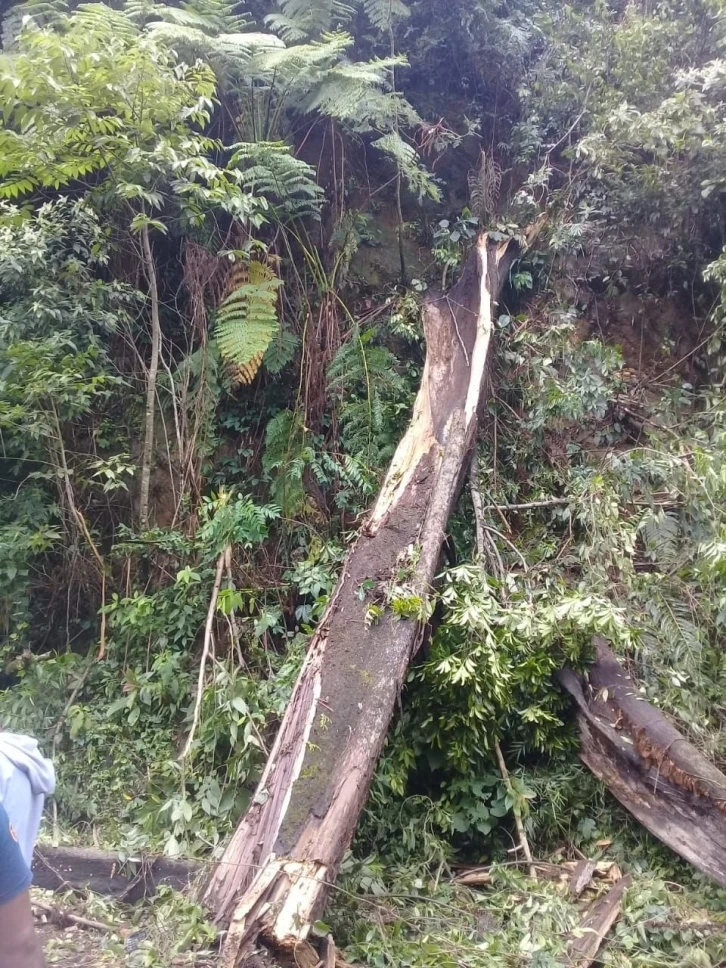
[0,8,258,229]
[515,0,726,287]
[0,198,134,645]
[0,490,303,855]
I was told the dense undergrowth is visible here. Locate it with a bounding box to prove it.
[2,0,726,963]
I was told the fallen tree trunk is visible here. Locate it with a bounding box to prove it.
[558,637,726,886]
[203,233,523,965]
[33,845,203,901]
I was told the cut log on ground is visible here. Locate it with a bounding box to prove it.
[562,874,631,968]
[558,637,726,886]
[203,231,530,966]
[33,845,203,902]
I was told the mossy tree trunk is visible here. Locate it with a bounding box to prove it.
[203,234,521,966]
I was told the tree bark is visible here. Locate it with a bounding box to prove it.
[558,637,726,886]
[203,234,520,965]
[138,224,161,533]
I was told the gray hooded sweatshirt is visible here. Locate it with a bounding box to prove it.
[0,732,56,866]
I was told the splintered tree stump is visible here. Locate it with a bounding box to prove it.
[203,233,527,965]
[559,637,726,886]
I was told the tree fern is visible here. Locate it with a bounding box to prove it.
[305,56,415,125]
[215,260,282,386]
[145,22,283,76]
[123,0,248,32]
[180,0,249,33]
[248,34,427,181]
[250,30,351,78]
[71,3,141,41]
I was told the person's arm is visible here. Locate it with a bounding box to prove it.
[0,888,45,968]
[0,801,44,968]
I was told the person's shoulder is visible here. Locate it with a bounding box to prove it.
[0,800,32,906]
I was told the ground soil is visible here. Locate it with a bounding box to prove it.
[35,903,217,967]
[38,922,120,967]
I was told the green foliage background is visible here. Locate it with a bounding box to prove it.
[1,0,726,963]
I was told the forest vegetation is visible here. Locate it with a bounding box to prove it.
[2,0,726,963]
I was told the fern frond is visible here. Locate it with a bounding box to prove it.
[303,55,414,125]
[328,327,406,463]
[360,0,409,31]
[123,0,249,31]
[182,0,250,32]
[73,3,140,41]
[266,0,354,41]
[248,33,418,135]
[145,21,282,70]
[215,261,282,385]
[229,142,323,221]
[1,0,68,48]
[250,31,352,77]
[263,324,299,374]
[643,590,703,665]
[373,132,441,202]
[262,408,308,514]
[639,508,681,570]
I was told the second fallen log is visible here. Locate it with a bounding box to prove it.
[559,637,726,886]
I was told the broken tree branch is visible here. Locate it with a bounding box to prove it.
[32,845,203,901]
[493,738,536,879]
[32,899,115,934]
[181,548,227,760]
[562,875,631,968]
[490,498,570,511]
[138,222,162,534]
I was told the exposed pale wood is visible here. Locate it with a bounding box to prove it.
[453,870,492,886]
[562,875,631,968]
[558,638,726,886]
[203,233,521,965]
[32,845,203,901]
